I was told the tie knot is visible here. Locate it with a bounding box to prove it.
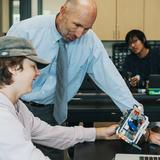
[59,38,67,46]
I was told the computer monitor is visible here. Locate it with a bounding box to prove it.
[147,74,160,95]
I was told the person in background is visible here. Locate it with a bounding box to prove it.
[122,29,160,90]
[0,36,119,160]
[6,0,160,158]
[122,29,160,145]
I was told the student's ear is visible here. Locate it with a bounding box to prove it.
[143,38,146,44]
[8,65,19,76]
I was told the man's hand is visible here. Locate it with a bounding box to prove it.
[96,124,119,140]
[129,75,140,87]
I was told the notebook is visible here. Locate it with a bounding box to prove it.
[115,153,160,160]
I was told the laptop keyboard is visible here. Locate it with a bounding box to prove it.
[139,156,160,160]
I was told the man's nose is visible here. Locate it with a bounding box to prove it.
[75,27,85,38]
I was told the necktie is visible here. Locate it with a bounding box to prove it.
[54,39,68,124]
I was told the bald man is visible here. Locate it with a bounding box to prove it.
[7,0,141,159]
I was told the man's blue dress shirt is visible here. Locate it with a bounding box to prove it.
[7,15,140,113]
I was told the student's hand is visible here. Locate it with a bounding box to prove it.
[149,130,160,145]
[129,75,140,87]
[96,124,119,140]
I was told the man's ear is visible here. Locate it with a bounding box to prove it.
[60,6,66,15]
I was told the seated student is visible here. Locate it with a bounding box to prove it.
[122,29,160,143]
[0,36,118,160]
[122,29,160,90]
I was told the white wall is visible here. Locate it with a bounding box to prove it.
[32,0,38,16]
[43,0,65,15]
[2,0,9,33]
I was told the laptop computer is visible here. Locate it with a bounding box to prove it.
[115,153,160,160]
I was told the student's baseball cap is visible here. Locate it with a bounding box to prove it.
[0,36,49,69]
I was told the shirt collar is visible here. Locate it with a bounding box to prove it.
[51,14,62,43]
[0,92,19,117]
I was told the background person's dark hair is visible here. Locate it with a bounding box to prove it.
[125,29,149,49]
[0,57,25,88]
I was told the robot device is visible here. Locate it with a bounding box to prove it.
[116,105,149,150]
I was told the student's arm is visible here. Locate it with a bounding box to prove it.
[0,108,50,160]
[96,124,118,140]
[20,102,117,150]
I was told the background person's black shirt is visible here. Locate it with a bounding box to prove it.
[122,48,160,89]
